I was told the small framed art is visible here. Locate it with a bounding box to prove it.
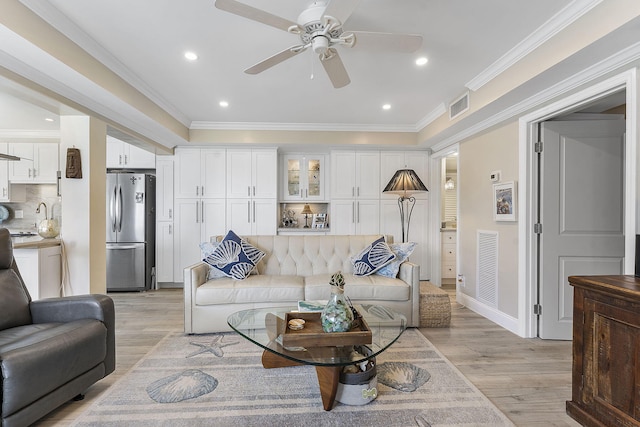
[493,181,516,221]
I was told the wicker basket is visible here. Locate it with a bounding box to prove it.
[419,282,451,328]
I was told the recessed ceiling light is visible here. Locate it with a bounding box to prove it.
[184,51,198,61]
[382,104,391,110]
[219,101,229,108]
[416,57,428,66]
[44,118,54,122]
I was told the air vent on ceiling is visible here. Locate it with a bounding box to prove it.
[449,91,470,120]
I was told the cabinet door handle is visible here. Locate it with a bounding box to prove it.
[201,186,204,196]
[196,186,199,196]
[305,189,308,198]
[247,186,251,197]
[253,201,256,223]
[300,189,303,198]
[169,224,172,234]
[357,187,360,197]
[195,201,199,223]
[124,155,128,165]
[168,208,172,219]
[357,201,360,223]
[352,187,355,197]
[119,155,122,165]
[247,201,251,223]
[352,202,355,224]
[253,186,256,197]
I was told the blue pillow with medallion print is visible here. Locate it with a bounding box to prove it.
[351,236,396,276]
[203,230,266,280]
[376,241,417,278]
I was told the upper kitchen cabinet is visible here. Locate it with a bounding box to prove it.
[155,157,174,221]
[175,148,226,199]
[106,136,155,169]
[380,151,429,199]
[227,149,277,199]
[282,154,326,201]
[8,143,59,184]
[330,151,380,199]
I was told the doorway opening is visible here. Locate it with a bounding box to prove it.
[519,70,636,339]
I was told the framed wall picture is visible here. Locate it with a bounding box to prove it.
[312,213,328,229]
[493,181,516,221]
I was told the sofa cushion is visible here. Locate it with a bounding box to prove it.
[304,273,410,302]
[376,242,417,278]
[0,320,107,416]
[0,269,32,330]
[204,230,266,280]
[200,241,226,279]
[196,275,305,305]
[351,236,395,276]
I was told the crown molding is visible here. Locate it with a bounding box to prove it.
[465,0,603,92]
[430,40,640,153]
[0,129,60,139]
[190,121,419,133]
[19,0,192,128]
[416,103,447,131]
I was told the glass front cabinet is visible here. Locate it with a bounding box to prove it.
[282,154,325,201]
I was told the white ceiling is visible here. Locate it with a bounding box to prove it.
[2,0,579,136]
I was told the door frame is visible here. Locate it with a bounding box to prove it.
[518,69,638,338]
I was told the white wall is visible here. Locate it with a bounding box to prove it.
[458,121,519,318]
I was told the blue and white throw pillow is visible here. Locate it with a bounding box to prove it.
[376,242,417,278]
[351,236,396,276]
[200,241,226,279]
[202,230,266,280]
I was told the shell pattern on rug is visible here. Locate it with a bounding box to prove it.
[377,362,431,392]
[146,369,218,403]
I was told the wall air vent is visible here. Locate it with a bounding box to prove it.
[449,91,470,120]
[477,230,498,307]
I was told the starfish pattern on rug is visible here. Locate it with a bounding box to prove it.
[186,334,239,358]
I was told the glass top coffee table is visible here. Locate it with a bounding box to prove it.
[227,304,406,411]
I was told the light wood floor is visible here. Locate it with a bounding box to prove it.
[36,285,581,426]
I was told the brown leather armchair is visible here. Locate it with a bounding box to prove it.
[0,228,115,427]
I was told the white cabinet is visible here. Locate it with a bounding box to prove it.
[173,198,226,282]
[156,221,174,283]
[8,143,59,183]
[14,245,61,300]
[227,149,278,199]
[226,148,277,235]
[155,157,174,284]
[282,154,326,201]
[330,151,380,199]
[175,148,226,199]
[106,137,155,169]
[0,143,9,201]
[380,151,429,199]
[441,230,456,280]
[227,198,277,235]
[156,157,174,221]
[331,199,380,235]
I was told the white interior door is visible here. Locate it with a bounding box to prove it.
[539,119,625,339]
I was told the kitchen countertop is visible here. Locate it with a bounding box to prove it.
[12,235,61,249]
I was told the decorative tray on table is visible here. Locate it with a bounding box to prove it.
[282,311,372,348]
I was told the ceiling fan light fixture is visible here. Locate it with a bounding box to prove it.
[416,56,428,66]
[312,36,329,54]
[184,51,198,61]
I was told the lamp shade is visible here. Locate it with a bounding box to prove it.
[301,204,313,215]
[383,169,428,197]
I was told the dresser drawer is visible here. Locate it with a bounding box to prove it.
[441,231,456,244]
[441,263,456,278]
[442,243,456,261]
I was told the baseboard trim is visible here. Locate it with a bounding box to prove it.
[457,292,520,336]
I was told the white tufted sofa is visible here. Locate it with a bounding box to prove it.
[184,234,420,333]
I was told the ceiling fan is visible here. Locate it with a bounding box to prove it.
[214,0,423,88]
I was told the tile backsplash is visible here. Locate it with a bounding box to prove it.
[1,184,61,231]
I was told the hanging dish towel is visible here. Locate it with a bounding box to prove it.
[65,148,82,178]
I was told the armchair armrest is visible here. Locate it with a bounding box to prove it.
[30,295,115,374]
[398,261,421,327]
[184,262,210,334]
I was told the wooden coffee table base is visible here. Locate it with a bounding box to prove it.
[261,350,341,411]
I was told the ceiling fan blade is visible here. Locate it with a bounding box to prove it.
[244,45,307,74]
[214,0,297,32]
[323,0,361,24]
[348,31,423,52]
[320,49,350,88]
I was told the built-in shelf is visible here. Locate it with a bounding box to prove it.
[279,202,329,231]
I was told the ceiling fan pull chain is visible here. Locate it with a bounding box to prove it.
[310,53,315,80]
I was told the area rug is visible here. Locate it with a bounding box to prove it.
[71,329,514,426]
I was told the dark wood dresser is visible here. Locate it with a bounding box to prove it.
[567,275,640,427]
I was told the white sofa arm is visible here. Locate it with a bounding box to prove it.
[184,262,209,334]
[398,261,421,327]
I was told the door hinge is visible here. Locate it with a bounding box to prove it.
[533,304,542,315]
[535,141,543,153]
[534,223,542,234]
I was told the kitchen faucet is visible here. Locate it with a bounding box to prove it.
[36,202,48,219]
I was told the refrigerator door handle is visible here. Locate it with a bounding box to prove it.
[110,185,117,232]
[117,186,124,232]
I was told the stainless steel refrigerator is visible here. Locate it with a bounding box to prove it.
[106,173,156,291]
